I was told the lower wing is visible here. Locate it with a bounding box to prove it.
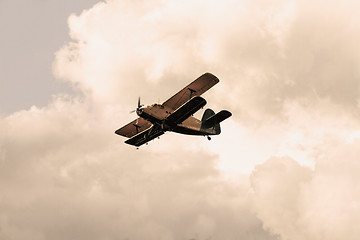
[166,96,207,124]
[125,125,164,147]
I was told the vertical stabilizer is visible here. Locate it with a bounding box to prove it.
[201,108,221,134]
[201,109,232,135]
[201,108,215,122]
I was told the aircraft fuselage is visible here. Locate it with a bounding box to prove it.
[137,103,216,135]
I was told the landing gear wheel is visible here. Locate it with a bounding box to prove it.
[207,136,211,141]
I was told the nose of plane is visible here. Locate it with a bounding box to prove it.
[136,107,143,116]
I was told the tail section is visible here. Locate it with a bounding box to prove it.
[201,108,232,134]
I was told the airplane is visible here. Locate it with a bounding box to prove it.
[115,72,232,147]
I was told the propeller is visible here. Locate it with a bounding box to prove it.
[130,97,143,114]
[138,97,142,108]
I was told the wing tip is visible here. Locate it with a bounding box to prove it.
[114,129,122,135]
[203,72,220,84]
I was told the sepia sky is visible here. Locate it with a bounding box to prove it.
[1,0,360,239]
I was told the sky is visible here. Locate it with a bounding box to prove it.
[0,0,99,114]
[1,0,360,239]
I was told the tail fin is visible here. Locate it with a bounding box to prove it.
[201,108,216,122]
[201,109,232,134]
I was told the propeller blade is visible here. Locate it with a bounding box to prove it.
[130,97,142,114]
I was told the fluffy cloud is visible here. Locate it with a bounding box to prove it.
[251,140,360,240]
[0,98,273,240]
[53,0,360,123]
[2,0,360,239]
[251,156,313,239]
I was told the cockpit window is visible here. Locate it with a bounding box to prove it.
[152,104,164,109]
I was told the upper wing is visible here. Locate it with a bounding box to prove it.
[166,96,207,124]
[162,72,219,111]
[115,118,152,138]
[125,125,164,147]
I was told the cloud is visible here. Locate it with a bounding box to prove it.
[251,140,360,240]
[251,156,313,239]
[0,98,272,239]
[2,0,360,239]
[53,0,360,124]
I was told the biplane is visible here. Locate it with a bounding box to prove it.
[115,73,232,147]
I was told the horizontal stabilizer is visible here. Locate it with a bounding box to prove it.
[202,110,232,128]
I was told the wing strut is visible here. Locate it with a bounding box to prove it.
[188,88,196,99]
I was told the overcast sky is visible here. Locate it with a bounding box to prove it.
[0,0,99,114]
[1,0,360,239]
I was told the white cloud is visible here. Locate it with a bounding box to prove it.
[251,139,360,240]
[0,98,272,239]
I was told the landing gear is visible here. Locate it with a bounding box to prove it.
[207,136,211,141]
